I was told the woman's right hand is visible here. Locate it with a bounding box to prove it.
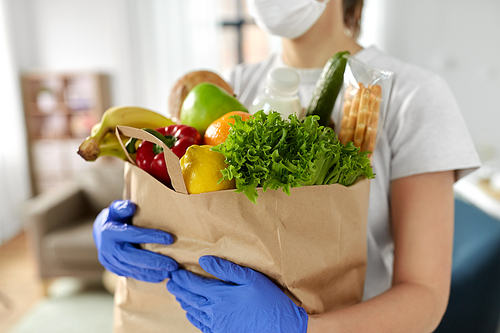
[93,200,178,282]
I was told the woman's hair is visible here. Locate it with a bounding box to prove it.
[343,0,363,36]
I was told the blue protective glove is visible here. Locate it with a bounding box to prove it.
[93,199,178,282]
[167,255,308,333]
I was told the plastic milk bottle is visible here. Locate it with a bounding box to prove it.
[250,67,302,118]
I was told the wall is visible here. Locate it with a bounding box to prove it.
[378,0,500,162]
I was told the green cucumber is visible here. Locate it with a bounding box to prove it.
[305,51,349,126]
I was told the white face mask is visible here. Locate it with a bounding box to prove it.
[246,0,330,39]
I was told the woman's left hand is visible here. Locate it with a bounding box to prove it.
[167,256,308,333]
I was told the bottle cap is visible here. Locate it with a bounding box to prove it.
[266,67,300,97]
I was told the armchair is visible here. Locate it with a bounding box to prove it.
[22,163,124,294]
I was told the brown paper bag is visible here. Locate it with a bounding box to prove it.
[113,126,370,333]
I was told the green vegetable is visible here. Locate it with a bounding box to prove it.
[211,111,374,203]
[305,51,349,126]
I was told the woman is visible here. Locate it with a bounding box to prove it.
[94,0,481,331]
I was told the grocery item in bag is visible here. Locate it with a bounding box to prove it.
[250,67,303,118]
[335,56,393,155]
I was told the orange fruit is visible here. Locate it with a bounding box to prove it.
[203,111,251,146]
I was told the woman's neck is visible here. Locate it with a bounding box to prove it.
[281,35,361,69]
[280,1,363,69]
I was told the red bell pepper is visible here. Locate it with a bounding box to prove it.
[135,125,201,186]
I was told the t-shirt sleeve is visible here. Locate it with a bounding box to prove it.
[388,74,481,181]
[222,68,235,88]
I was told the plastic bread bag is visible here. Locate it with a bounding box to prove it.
[331,56,393,156]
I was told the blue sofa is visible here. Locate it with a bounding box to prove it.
[435,198,500,332]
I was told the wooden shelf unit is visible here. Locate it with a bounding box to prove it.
[21,71,112,195]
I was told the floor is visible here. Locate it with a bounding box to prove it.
[0,232,43,333]
[7,279,114,333]
[0,232,116,333]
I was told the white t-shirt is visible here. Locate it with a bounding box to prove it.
[227,46,481,300]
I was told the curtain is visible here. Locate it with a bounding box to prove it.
[121,0,221,113]
[0,0,31,245]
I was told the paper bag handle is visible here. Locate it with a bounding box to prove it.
[115,125,189,195]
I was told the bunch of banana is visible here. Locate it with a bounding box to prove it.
[94,132,130,161]
[78,106,175,161]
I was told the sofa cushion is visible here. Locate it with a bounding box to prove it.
[42,217,101,268]
[77,163,124,212]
